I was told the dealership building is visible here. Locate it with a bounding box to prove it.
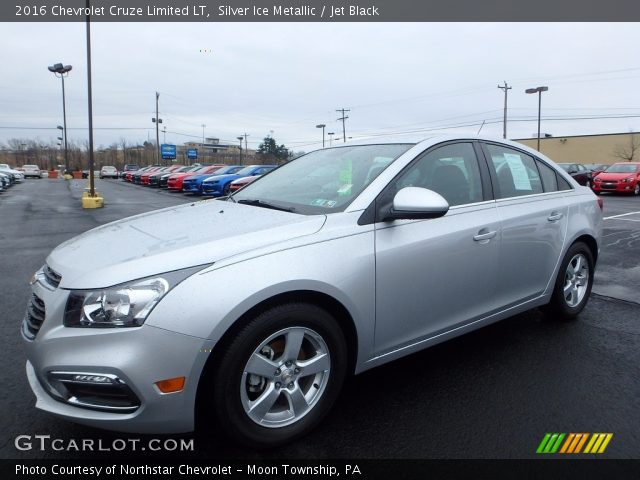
[514,131,640,165]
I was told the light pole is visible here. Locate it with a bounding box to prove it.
[201,124,206,162]
[237,136,244,165]
[48,63,72,174]
[316,124,326,148]
[327,132,334,147]
[525,86,548,152]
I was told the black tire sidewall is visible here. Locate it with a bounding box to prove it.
[211,303,347,448]
[548,242,594,319]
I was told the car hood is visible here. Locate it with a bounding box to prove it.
[47,201,326,289]
[596,172,636,180]
[203,173,239,183]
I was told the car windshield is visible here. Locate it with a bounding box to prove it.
[232,143,413,214]
[558,164,572,172]
[235,166,262,176]
[216,166,242,175]
[605,164,637,173]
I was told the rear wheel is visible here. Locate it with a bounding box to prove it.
[209,303,347,448]
[543,241,594,320]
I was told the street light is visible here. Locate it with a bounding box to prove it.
[237,136,244,165]
[525,86,548,152]
[48,63,72,173]
[316,124,326,148]
[327,132,335,147]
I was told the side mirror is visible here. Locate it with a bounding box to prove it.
[384,187,449,221]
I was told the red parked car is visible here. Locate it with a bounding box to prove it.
[166,165,224,191]
[592,162,640,195]
[228,174,260,193]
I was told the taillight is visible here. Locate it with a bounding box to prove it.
[597,197,604,211]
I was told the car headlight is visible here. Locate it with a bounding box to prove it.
[63,266,207,328]
[622,176,633,183]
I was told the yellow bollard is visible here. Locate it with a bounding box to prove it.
[81,191,104,209]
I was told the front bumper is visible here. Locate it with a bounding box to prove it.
[201,184,223,196]
[23,277,212,434]
[181,183,202,194]
[593,181,636,193]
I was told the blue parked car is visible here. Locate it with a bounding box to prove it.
[181,165,243,195]
[201,165,277,197]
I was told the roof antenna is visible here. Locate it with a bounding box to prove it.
[477,120,486,135]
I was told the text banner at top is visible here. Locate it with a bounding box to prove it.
[4,0,640,22]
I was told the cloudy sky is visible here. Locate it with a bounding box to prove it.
[2,22,640,152]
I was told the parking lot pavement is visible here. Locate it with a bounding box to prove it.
[0,179,638,459]
[594,194,640,303]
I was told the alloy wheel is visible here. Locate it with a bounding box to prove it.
[240,327,331,428]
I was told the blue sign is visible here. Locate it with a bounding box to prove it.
[187,148,198,160]
[161,144,177,160]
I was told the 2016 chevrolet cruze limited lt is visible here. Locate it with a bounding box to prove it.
[23,136,602,447]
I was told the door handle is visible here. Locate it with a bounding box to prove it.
[547,212,564,222]
[473,229,497,242]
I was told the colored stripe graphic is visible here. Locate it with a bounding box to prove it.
[537,433,613,454]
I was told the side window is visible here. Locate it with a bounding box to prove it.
[485,144,544,198]
[385,143,483,207]
[536,159,558,192]
[557,175,572,191]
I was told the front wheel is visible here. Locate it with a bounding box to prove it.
[209,303,347,448]
[634,184,640,196]
[543,241,594,320]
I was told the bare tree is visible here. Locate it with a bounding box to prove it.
[612,133,640,162]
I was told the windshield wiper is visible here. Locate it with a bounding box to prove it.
[237,199,296,213]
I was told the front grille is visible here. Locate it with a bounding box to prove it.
[43,264,61,288]
[22,293,46,340]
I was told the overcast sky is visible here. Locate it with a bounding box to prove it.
[2,22,640,152]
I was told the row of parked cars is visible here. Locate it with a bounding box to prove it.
[559,162,640,195]
[113,163,278,196]
[0,164,25,194]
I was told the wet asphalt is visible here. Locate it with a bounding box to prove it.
[0,179,638,460]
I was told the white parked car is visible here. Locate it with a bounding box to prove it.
[22,165,42,178]
[99,166,119,179]
[0,166,24,183]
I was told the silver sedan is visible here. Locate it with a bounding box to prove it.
[23,135,602,447]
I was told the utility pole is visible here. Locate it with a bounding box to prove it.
[243,133,249,154]
[163,126,166,144]
[151,92,162,164]
[497,81,511,139]
[336,108,350,143]
[155,92,160,163]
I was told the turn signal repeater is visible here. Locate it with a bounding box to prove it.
[155,377,186,394]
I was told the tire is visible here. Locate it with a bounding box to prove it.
[222,183,231,196]
[209,302,347,448]
[543,241,594,320]
[634,184,639,196]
